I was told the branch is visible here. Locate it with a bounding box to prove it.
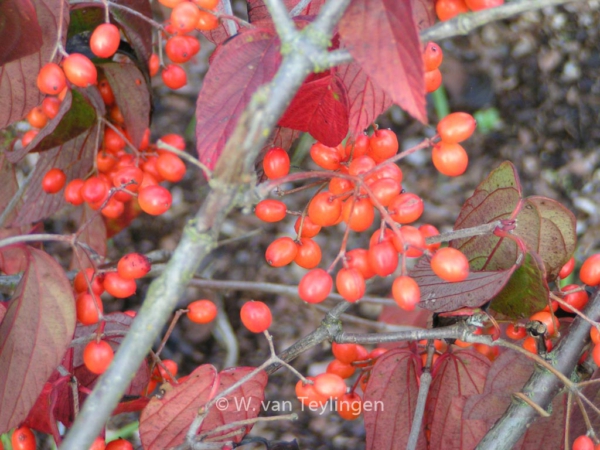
[421,0,587,42]
[59,1,352,448]
[476,288,600,450]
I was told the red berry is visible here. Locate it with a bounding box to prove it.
[506,323,526,340]
[187,299,218,324]
[117,253,151,279]
[310,142,342,170]
[151,359,179,382]
[161,64,187,90]
[342,197,375,232]
[240,300,272,333]
[593,343,600,367]
[42,168,67,194]
[98,79,115,105]
[423,42,443,71]
[26,106,48,128]
[436,0,469,21]
[265,237,298,267]
[37,63,66,95]
[425,69,442,93]
[81,176,109,204]
[430,247,469,282]
[171,2,201,34]
[74,268,105,295]
[11,426,36,450]
[393,225,426,258]
[419,224,441,252]
[337,392,362,420]
[368,241,398,277]
[193,0,220,8]
[348,155,376,176]
[21,130,38,147]
[298,269,333,303]
[332,342,359,364]
[336,267,366,303]
[392,275,420,311]
[572,435,595,450]
[560,284,589,312]
[105,438,133,450]
[558,256,576,279]
[437,112,477,144]
[149,54,160,77]
[580,254,600,286]
[368,129,398,162]
[159,133,186,150]
[388,192,424,224]
[326,359,356,379]
[294,238,322,269]
[156,153,186,182]
[432,142,468,176]
[346,248,376,280]
[591,326,600,345]
[344,133,370,160]
[138,185,172,216]
[465,0,504,11]
[63,53,98,87]
[296,377,327,406]
[522,336,538,354]
[89,437,107,450]
[103,272,137,298]
[263,147,290,179]
[41,96,62,119]
[83,340,114,374]
[255,199,287,223]
[369,178,402,207]
[196,10,219,31]
[308,191,342,227]
[313,373,346,400]
[76,292,104,325]
[90,23,120,58]
[294,215,322,238]
[165,36,197,64]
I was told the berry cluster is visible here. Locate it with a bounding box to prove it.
[148,0,221,90]
[435,0,505,22]
[256,118,476,313]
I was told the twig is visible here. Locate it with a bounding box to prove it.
[264,0,297,43]
[407,371,431,450]
[0,233,73,249]
[218,0,239,36]
[212,296,239,368]
[290,0,311,16]
[107,1,165,31]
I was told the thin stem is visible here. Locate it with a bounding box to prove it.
[155,309,187,357]
[0,233,73,249]
[107,1,165,31]
[49,0,66,61]
[101,0,109,22]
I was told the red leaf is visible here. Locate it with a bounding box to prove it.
[0,303,6,323]
[0,0,69,129]
[339,0,426,123]
[279,73,349,146]
[11,122,99,226]
[102,63,150,149]
[71,204,107,270]
[195,29,281,169]
[364,348,425,450]
[0,0,43,66]
[411,255,516,313]
[110,0,153,72]
[0,152,20,223]
[0,247,75,433]
[140,365,219,449]
[411,0,436,31]
[426,351,491,449]
[140,365,267,449]
[22,376,70,443]
[198,367,268,443]
[247,0,326,22]
[113,397,151,415]
[336,53,392,136]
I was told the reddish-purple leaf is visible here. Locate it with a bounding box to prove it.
[426,350,491,449]
[0,151,19,222]
[337,52,392,136]
[0,236,30,275]
[71,204,107,270]
[110,0,153,72]
[195,29,281,169]
[412,255,516,313]
[0,0,43,66]
[569,370,600,445]
[247,0,325,22]
[364,348,425,450]
[11,123,99,226]
[0,302,6,323]
[22,376,70,443]
[140,365,220,449]
[0,0,69,129]
[103,62,150,148]
[199,367,268,442]
[279,73,349,146]
[0,247,75,433]
[378,304,431,329]
[339,0,426,123]
[8,88,99,163]
[411,0,436,31]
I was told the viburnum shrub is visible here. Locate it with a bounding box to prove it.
[0,1,597,449]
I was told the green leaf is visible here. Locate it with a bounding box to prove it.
[490,252,549,319]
